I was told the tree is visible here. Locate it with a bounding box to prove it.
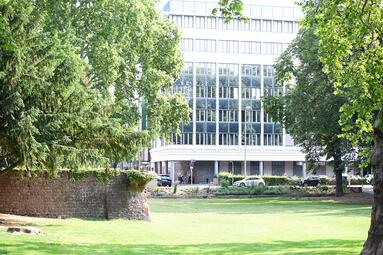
[213,0,246,22]
[263,26,353,197]
[0,0,190,174]
[301,0,383,253]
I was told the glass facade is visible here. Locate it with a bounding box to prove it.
[196,63,216,145]
[168,63,284,147]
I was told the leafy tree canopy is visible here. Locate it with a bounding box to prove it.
[263,26,354,196]
[0,0,190,174]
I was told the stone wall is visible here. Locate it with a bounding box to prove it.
[0,171,150,220]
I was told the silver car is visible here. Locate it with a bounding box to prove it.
[233,176,265,187]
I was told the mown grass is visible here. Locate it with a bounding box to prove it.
[0,198,371,254]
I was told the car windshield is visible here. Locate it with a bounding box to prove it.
[161,176,170,180]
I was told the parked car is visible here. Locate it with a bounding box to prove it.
[157,174,172,187]
[300,176,321,187]
[233,176,265,187]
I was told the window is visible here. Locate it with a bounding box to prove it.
[195,39,216,52]
[195,16,205,28]
[218,40,238,53]
[181,38,193,51]
[184,16,194,28]
[206,17,216,29]
[217,17,225,29]
[206,86,215,98]
[219,133,238,145]
[272,21,282,33]
[262,43,283,55]
[250,19,261,31]
[264,134,283,146]
[196,109,206,121]
[196,85,205,97]
[171,15,182,27]
[206,109,216,122]
[284,21,294,33]
[262,20,272,32]
[240,41,261,54]
[239,20,250,31]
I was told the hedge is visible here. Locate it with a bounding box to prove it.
[218,172,302,186]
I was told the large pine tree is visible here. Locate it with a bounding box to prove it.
[0,0,190,173]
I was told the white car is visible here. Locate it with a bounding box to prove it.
[233,177,265,187]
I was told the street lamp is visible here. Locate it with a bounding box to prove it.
[244,105,252,176]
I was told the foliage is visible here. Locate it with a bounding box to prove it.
[262,176,290,186]
[124,169,155,192]
[218,172,300,186]
[263,23,355,196]
[302,2,383,251]
[218,171,244,185]
[0,0,190,174]
[212,0,246,23]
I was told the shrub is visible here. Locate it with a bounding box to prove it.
[124,170,155,192]
[350,178,368,185]
[287,176,303,186]
[262,176,289,186]
[218,172,245,185]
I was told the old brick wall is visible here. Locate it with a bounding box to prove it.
[0,171,150,220]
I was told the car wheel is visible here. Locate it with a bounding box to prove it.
[304,183,308,187]
[240,183,246,187]
[258,183,265,187]
[316,182,320,187]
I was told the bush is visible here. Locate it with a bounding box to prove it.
[218,172,302,186]
[218,172,245,185]
[350,178,368,185]
[320,178,336,185]
[216,185,289,196]
[262,176,289,186]
[287,176,303,186]
[124,170,155,192]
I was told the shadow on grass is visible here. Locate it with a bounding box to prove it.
[0,239,364,255]
[149,198,371,217]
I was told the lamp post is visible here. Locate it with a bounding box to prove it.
[244,105,252,176]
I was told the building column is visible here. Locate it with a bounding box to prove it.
[303,162,307,178]
[170,161,175,186]
[214,161,219,177]
[260,161,264,176]
[165,161,169,175]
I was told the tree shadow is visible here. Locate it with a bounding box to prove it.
[149,198,371,217]
[0,239,364,255]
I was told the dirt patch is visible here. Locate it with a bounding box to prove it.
[0,213,55,227]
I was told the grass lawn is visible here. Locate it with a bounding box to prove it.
[0,198,371,255]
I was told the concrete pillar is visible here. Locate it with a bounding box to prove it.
[260,161,264,176]
[214,161,219,177]
[165,161,169,175]
[303,162,307,178]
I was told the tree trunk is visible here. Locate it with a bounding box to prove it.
[361,108,383,255]
[334,161,344,197]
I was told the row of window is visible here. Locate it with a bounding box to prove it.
[168,132,282,146]
[175,84,278,100]
[182,39,287,55]
[195,109,270,124]
[165,1,303,20]
[170,15,300,34]
[185,63,272,78]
